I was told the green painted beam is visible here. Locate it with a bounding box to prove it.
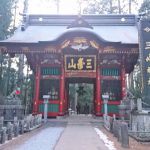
[101,104,119,113]
[39,104,59,112]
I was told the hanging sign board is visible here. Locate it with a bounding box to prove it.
[64,55,96,72]
[139,19,150,107]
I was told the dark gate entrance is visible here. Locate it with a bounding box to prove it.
[65,78,95,115]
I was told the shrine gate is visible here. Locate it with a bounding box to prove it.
[0,14,139,117]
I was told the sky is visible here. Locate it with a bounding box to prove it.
[26,0,143,15]
[28,0,81,14]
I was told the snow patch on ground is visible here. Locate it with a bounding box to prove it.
[14,127,64,150]
[94,127,117,150]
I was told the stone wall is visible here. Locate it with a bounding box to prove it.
[130,113,150,141]
[0,96,24,121]
[103,115,129,148]
[0,114,42,144]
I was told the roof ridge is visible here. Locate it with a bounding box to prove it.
[23,14,137,26]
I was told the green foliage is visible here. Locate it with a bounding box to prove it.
[128,64,142,99]
[83,0,139,14]
[76,85,86,96]
[22,73,35,114]
[77,83,93,111]
[69,83,93,113]
[83,0,117,14]
[0,53,34,114]
[0,0,18,94]
[139,0,150,16]
[0,0,16,40]
[0,54,12,95]
[129,82,142,98]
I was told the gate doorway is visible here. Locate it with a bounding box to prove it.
[65,78,96,115]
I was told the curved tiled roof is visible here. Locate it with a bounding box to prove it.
[0,14,138,45]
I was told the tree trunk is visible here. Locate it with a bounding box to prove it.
[5,56,11,96]
[118,0,121,14]
[23,0,28,13]
[56,0,60,14]
[129,0,131,14]
[0,53,3,94]
[24,64,29,115]
[109,0,113,13]
[18,54,24,99]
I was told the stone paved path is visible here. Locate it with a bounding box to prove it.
[0,122,66,150]
[54,115,110,150]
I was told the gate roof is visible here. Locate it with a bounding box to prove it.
[0,14,138,45]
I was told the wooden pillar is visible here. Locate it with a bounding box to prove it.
[64,87,67,113]
[64,82,69,114]
[59,63,65,116]
[33,64,40,113]
[96,66,101,116]
[121,65,126,98]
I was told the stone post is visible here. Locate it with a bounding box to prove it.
[14,116,18,123]
[30,115,34,129]
[113,120,118,137]
[14,118,19,137]
[137,98,142,112]
[118,123,122,142]
[7,122,13,140]
[0,127,6,144]
[0,117,4,129]
[43,95,50,123]
[19,120,24,134]
[25,116,30,131]
[37,114,42,126]
[102,94,109,116]
[121,122,129,148]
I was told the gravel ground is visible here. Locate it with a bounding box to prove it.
[14,127,64,150]
[0,124,65,150]
[100,127,150,150]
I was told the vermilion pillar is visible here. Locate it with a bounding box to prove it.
[59,63,65,116]
[121,65,126,98]
[64,83,69,113]
[33,64,40,113]
[96,66,101,116]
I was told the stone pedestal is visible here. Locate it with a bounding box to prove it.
[0,96,25,122]
[0,127,6,144]
[130,111,150,141]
